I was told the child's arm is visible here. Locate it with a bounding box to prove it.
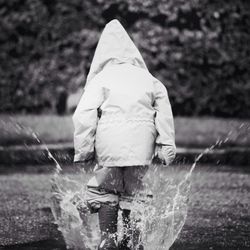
[153,79,176,165]
[72,80,103,163]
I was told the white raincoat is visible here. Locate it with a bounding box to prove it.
[73,19,176,167]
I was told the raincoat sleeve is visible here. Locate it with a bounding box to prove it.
[153,79,176,164]
[72,79,104,163]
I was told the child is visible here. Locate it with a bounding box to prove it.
[73,19,176,250]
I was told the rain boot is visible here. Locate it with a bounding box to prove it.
[118,209,131,250]
[118,209,144,250]
[130,219,144,250]
[98,204,118,250]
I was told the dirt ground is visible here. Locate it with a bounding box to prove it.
[0,164,249,250]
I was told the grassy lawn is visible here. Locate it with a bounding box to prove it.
[0,114,250,148]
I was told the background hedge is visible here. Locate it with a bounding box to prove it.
[0,0,250,117]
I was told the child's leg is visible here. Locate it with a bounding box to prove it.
[85,166,123,211]
[98,203,119,250]
[119,166,149,250]
[85,166,123,250]
[118,209,131,250]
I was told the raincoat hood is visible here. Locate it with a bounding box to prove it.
[86,19,148,85]
[73,20,176,167]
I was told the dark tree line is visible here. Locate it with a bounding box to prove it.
[0,0,250,117]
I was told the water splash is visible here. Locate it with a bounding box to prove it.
[30,131,63,173]
[127,142,223,250]
[49,142,224,250]
[31,131,231,249]
[27,131,99,249]
[2,117,241,249]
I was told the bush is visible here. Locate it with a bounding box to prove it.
[0,0,249,117]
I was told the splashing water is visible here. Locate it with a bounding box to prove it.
[27,127,230,249]
[50,135,235,250]
[50,171,100,250]
[3,118,238,250]
[30,130,100,249]
[128,143,221,250]
[49,142,224,250]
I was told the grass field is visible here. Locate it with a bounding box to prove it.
[0,115,250,148]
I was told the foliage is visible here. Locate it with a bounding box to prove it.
[0,0,249,117]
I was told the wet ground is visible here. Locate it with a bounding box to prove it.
[0,164,249,250]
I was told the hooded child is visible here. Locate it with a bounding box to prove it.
[72,19,176,250]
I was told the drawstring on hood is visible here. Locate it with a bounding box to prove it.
[86,19,148,86]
